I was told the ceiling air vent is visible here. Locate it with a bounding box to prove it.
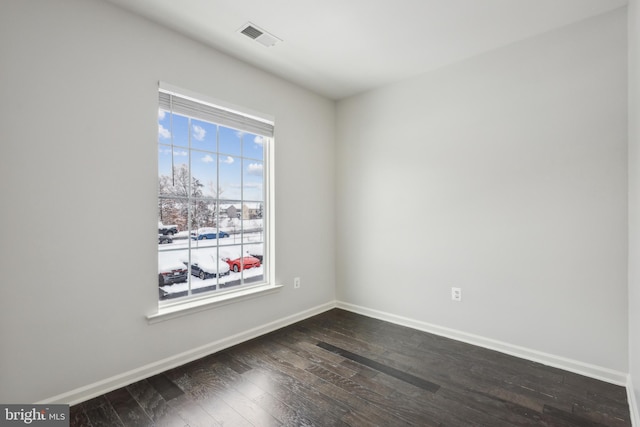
[238,22,281,47]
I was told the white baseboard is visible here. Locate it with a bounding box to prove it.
[38,301,335,405]
[628,376,640,427]
[336,301,628,386]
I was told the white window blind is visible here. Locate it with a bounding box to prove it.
[158,90,274,138]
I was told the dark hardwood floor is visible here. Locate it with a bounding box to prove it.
[70,309,631,426]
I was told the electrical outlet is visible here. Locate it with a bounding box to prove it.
[451,287,462,302]
[294,277,301,289]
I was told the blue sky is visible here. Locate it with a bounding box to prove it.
[158,110,264,201]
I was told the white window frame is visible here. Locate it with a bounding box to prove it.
[148,82,279,323]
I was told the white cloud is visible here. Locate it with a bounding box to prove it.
[192,125,206,141]
[158,147,187,156]
[247,163,263,175]
[201,154,214,163]
[221,156,235,164]
[158,109,166,120]
[158,124,171,139]
[235,130,245,139]
[254,136,264,145]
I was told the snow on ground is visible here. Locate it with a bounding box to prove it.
[159,229,264,296]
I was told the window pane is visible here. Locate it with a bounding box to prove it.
[243,159,264,201]
[159,148,189,196]
[243,133,264,161]
[158,157,189,199]
[219,245,243,289]
[158,197,188,236]
[158,247,189,301]
[189,248,221,294]
[191,201,217,235]
[158,109,172,144]
[191,119,216,152]
[218,205,241,240]
[169,114,190,147]
[243,217,264,240]
[244,242,264,285]
[191,150,217,199]
[219,155,242,200]
[158,145,173,192]
[217,244,264,286]
[194,201,219,233]
[219,126,242,156]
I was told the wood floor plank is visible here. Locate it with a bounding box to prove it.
[80,395,125,427]
[104,387,153,427]
[165,394,224,427]
[230,349,352,426]
[68,404,92,427]
[252,391,316,426]
[269,329,360,380]
[572,400,632,427]
[434,385,553,426]
[145,373,185,402]
[166,364,256,426]
[215,351,253,375]
[542,404,612,426]
[187,357,282,426]
[125,379,187,426]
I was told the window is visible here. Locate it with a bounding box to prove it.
[157,84,273,303]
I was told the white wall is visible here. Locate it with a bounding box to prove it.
[0,0,631,406]
[336,8,628,372]
[629,0,640,418]
[0,0,335,403]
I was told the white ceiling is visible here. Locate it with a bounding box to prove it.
[103,0,628,100]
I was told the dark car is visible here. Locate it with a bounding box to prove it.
[182,254,231,280]
[158,261,188,286]
[159,234,173,244]
[158,222,178,236]
[248,253,263,262]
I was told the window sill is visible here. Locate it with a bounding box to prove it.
[147,283,283,324]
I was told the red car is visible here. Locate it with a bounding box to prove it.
[224,256,261,272]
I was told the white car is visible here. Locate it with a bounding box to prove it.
[181,253,231,280]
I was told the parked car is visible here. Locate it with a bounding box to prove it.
[158,234,173,244]
[245,244,263,262]
[182,253,231,280]
[158,261,188,286]
[224,256,261,273]
[191,228,230,240]
[158,222,178,236]
[249,253,263,262]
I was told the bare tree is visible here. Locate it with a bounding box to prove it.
[158,164,204,232]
